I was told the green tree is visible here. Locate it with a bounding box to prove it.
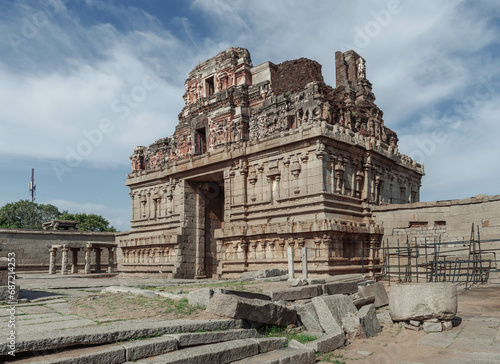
[60,212,116,232]
[0,200,61,229]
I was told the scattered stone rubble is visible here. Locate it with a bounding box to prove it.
[191,270,387,355]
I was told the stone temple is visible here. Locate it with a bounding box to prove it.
[117,48,424,279]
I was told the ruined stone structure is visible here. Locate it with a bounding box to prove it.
[117,48,424,278]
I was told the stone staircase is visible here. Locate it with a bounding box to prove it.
[3,320,316,364]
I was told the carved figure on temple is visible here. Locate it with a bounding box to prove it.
[357,59,366,79]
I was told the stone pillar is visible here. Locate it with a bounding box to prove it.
[95,248,102,273]
[287,246,295,279]
[61,246,69,275]
[71,248,79,274]
[107,248,114,273]
[49,247,57,274]
[84,248,91,274]
[302,247,308,279]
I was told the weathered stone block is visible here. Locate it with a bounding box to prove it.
[357,304,381,338]
[341,316,365,339]
[423,322,442,333]
[305,333,346,353]
[352,295,375,309]
[265,285,323,301]
[240,268,285,280]
[389,283,457,321]
[323,281,358,295]
[311,297,344,335]
[358,282,389,308]
[295,302,322,332]
[187,288,214,309]
[206,293,297,326]
[313,294,358,326]
[215,289,271,301]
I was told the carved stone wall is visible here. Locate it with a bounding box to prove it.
[120,48,424,278]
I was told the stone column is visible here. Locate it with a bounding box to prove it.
[71,248,79,274]
[287,246,295,279]
[49,247,57,274]
[107,248,114,273]
[95,248,102,273]
[302,247,308,279]
[84,248,91,274]
[61,246,69,275]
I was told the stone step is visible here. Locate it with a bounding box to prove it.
[124,338,261,364]
[231,346,316,364]
[17,329,258,364]
[0,319,243,354]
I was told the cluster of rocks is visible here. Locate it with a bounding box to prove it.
[188,271,388,353]
[389,283,458,333]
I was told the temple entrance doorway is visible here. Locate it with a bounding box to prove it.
[189,173,224,279]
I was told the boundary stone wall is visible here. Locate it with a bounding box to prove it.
[0,229,116,272]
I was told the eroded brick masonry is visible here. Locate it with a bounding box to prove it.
[117,48,424,278]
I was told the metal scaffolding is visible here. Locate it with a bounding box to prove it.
[377,224,500,289]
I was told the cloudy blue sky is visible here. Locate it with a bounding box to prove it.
[0,0,499,231]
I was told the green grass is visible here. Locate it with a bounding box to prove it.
[260,325,318,344]
[317,352,346,363]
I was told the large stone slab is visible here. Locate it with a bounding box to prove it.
[1,319,243,354]
[311,297,344,335]
[206,293,297,326]
[28,346,126,364]
[168,329,257,347]
[295,302,322,332]
[265,285,323,301]
[132,338,259,364]
[188,288,214,309]
[122,336,178,361]
[313,294,358,326]
[232,346,316,364]
[322,281,358,295]
[249,337,288,353]
[305,333,346,353]
[358,282,389,308]
[389,283,458,321]
[358,304,382,338]
[352,295,375,309]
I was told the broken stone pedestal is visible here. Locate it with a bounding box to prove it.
[389,283,458,321]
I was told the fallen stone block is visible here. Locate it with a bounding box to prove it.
[358,280,375,287]
[358,304,382,338]
[352,295,375,309]
[122,336,178,362]
[423,322,442,333]
[358,282,389,308]
[265,285,323,301]
[168,329,257,347]
[306,333,346,353]
[240,269,286,280]
[215,289,271,301]
[287,277,308,287]
[389,283,457,321]
[409,320,421,327]
[376,311,393,325]
[206,293,297,326]
[295,302,322,333]
[313,294,358,326]
[323,281,358,295]
[311,297,344,335]
[341,316,365,339]
[188,288,214,309]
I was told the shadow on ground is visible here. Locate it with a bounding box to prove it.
[20,289,64,301]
